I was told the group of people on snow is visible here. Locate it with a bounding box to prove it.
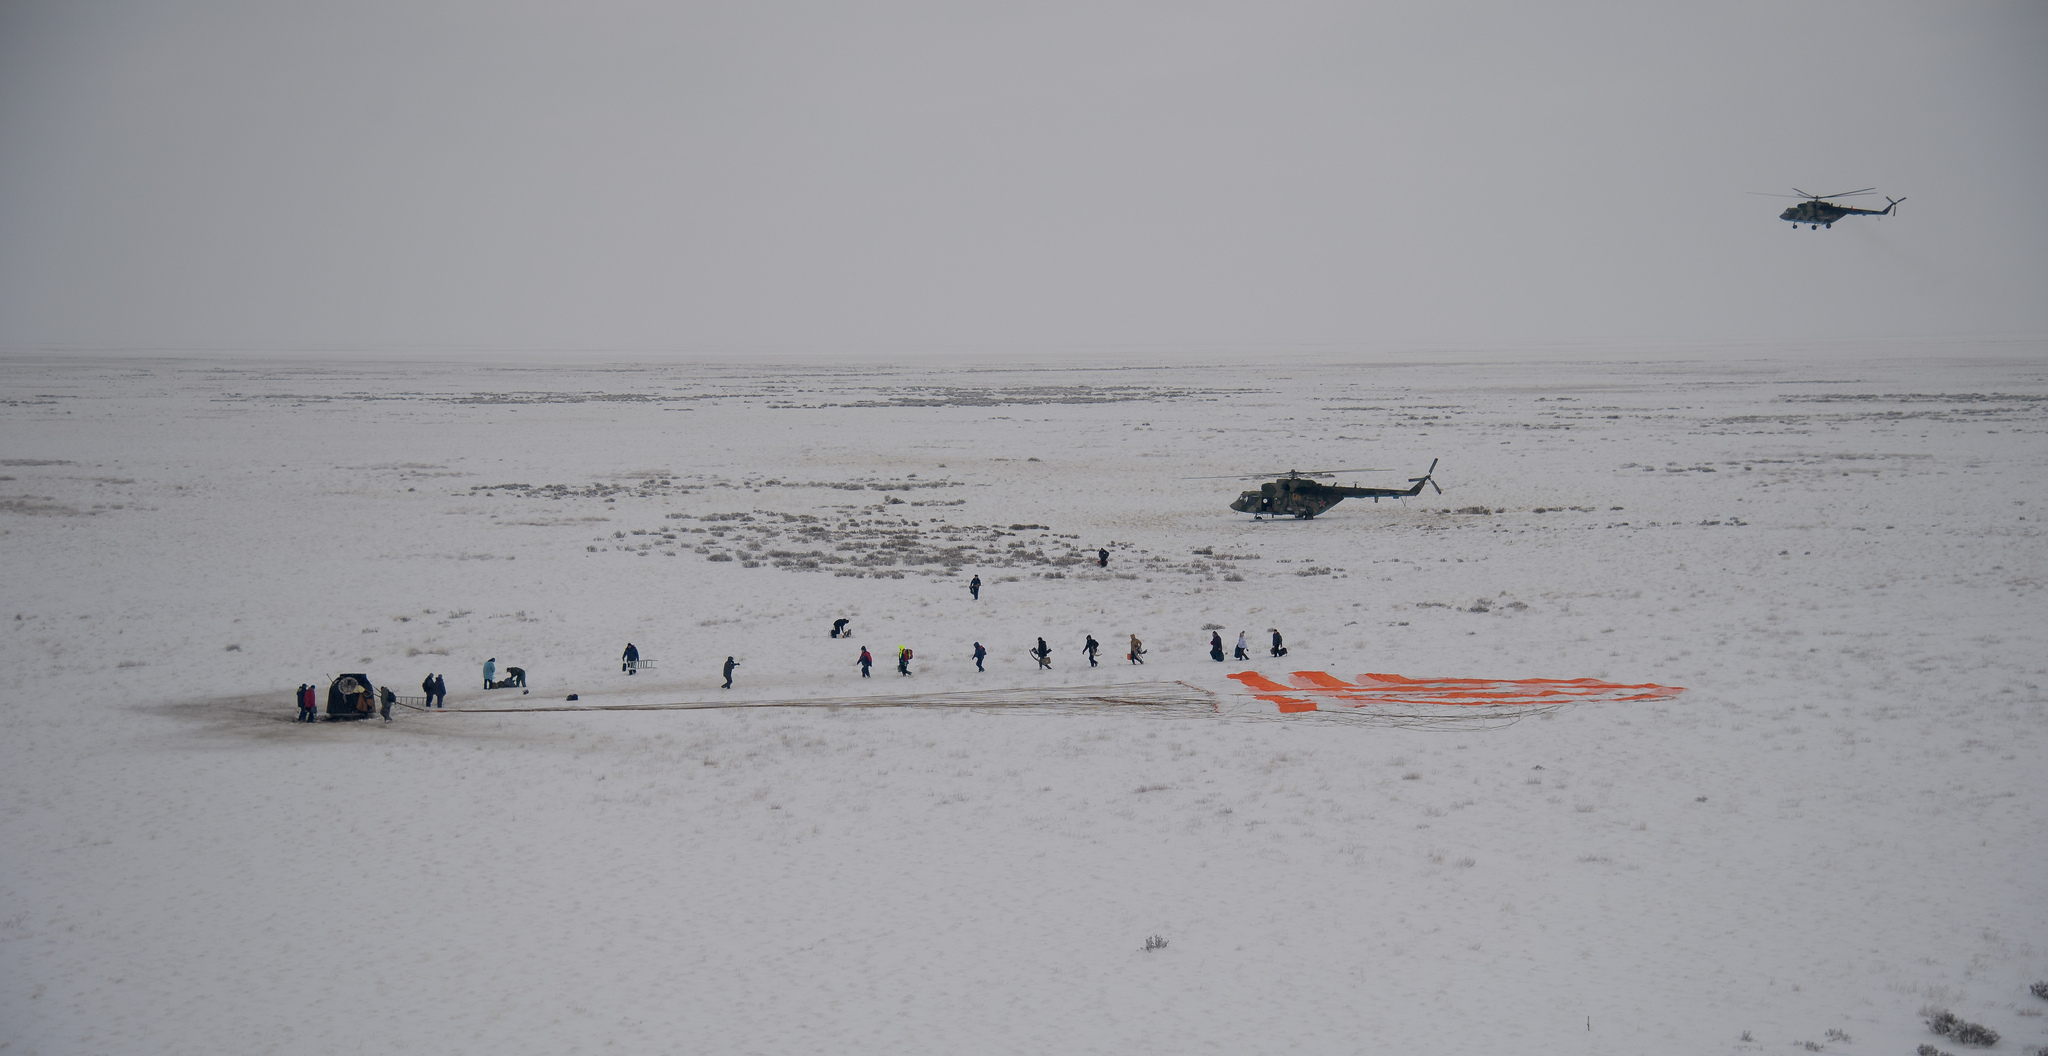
[296,550,1295,720]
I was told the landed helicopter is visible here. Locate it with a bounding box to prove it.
[1756,187,1904,229]
[1188,460,1441,519]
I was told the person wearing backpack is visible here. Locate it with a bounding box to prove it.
[897,646,913,676]
[972,642,986,672]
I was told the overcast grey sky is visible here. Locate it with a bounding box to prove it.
[1,1,2043,354]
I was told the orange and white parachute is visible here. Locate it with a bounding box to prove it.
[1227,671,1685,714]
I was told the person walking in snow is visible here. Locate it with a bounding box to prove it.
[1210,631,1225,662]
[857,647,873,677]
[1033,637,1052,669]
[296,684,315,722]
[421,672,435,704]
[721,656,739,689]
[1084,634,1100,667]
[897,646,913,676]
[1128,634,1145,665]
[1270,629,1287,658]
[1097,547,1109,568]
[431,673,446,708]
[969,575,981,600]
[1234,632,1249,661]
[379,685,396,722]
[621,643,639,674]
[973,642,987,671]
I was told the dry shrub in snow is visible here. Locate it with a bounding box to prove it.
[2032,981,2048,999]
[1925,1009,1999,1047]
[1142,935,1168,952]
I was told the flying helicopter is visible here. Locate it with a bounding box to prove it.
[1186,460,1441,519]
[1755,187,1905,229]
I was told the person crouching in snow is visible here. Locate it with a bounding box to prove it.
[722,656,739,689]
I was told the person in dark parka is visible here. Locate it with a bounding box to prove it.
[831,618,850,639]
[622,643,639,674]
[1084,635,1100,667]
[431,673,446,707]
[1033,637,1052,669]
[722,656,739,689]
[1210,631,1225,662]
[969,575,981,600]
[973,642,986,671]
[857,647,873,677]
[1270,629,1288,657]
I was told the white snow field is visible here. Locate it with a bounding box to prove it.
[3,346,2044,1055]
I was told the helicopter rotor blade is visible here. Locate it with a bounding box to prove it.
[1179,467,1390,480]
[1812,187,1877,200]
[1407,458,1441,495]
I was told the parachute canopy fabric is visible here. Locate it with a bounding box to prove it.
[1227,671,1685,714]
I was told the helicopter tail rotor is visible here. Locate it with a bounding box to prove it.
[1408,458,1441,495]
[1884,196,1906,216]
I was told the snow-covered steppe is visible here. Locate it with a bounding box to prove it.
[3,346,2044,1055]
